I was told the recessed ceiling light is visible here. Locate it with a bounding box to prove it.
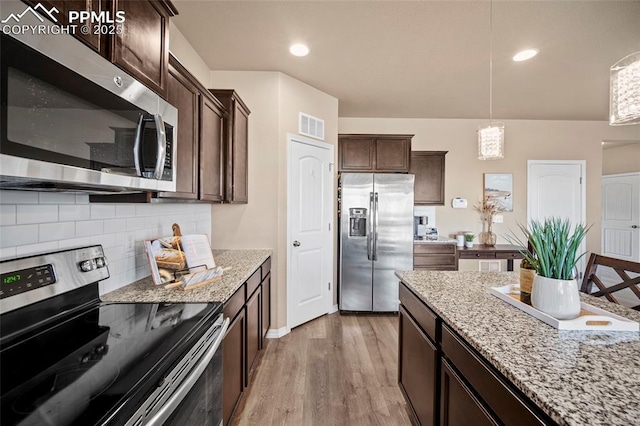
[289,43,309,57]
[513,49,539,62]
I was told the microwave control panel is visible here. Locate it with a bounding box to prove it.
[0,264,56,299]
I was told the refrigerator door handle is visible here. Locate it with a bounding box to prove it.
[373,192,379,261]
[367,192,374,260]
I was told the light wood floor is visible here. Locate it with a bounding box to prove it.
[231,313,413,426]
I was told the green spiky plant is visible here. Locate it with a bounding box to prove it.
[508,218,590,280]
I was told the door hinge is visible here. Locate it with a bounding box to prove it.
[328,282,331,290]
[328,223,331,231]
[329,163,334,172]
[580,177,582,184]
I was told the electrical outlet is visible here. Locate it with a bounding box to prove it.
[126,234,135,252]
[493,214,504,223]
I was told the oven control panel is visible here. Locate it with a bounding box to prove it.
[0,264,56,299]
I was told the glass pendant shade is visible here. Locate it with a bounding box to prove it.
[477,123,504,160]
[610,51,640,125]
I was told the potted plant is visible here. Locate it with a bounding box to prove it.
[474,196,504,246]
[464,233,475,248]
[510,218,590,319]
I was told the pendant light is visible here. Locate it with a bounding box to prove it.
[478,0,504,160]
[609,51,640,125]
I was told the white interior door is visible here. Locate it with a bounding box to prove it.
[528,160,586,275]
[602,173,640,262]
[288,135,334,329]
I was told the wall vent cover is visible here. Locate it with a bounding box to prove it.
[299,112,324,140]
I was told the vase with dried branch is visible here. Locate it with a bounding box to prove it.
[474,196,504,246]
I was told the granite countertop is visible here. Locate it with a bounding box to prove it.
[395,270,640,426]
[413,236,457,244]
[101,249,272,304]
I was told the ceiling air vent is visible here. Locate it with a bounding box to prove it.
[299,112,324,141]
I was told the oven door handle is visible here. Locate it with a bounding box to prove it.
[146,316,230,426]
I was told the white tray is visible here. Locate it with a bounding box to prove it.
[489,284,640,331]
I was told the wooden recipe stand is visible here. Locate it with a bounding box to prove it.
[458,244,524,271]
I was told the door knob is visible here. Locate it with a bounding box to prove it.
[632,225,639,229]
[293,241,301,247]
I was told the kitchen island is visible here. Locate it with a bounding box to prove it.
[101,249,271,303]
[396,270,640,426]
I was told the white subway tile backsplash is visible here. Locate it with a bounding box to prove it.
[115,205,136,218]
[59,205,91,221]
[75,194,89,204]
[0,190,39,204]
[0,224,39,248]
[17,205,58,224]
[39,192,76,204]
[58,237,92,249]
[76,220,105,237]
[39,222,76,242]
[1,205,16,226]
[1,194,211,294]
[0,247,17,260]
[91,233,116,248]
[91,204,116,220]
[16,241,59,257]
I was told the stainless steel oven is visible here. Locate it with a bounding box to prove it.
[0,21,177,193]
[0,246,226,426]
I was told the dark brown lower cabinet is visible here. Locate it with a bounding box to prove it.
[223,309,245,425]
[399,305,438,425]
[245,286,261,384]
[440,359,497,426]
[223,257,272,425]
[399,282,553,426]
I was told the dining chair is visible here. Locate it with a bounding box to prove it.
[580,253,640,311]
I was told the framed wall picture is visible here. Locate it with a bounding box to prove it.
[483,173,513,212]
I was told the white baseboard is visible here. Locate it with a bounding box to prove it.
[329,304,339,314]
[266,326,290,339]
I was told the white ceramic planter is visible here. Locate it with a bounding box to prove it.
[465,241,474,248]
[531,275,581,320]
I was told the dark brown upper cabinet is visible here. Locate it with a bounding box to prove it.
[111,0,177,99]
[26,0,178,99]
[410,151,447,205]
[339,134,412,173]
[157,55,225,202]
[209,90,251,204]
[24,0,106,53]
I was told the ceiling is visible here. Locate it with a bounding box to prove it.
[172,1,640,121]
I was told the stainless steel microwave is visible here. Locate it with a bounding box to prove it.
[0,29,177,193]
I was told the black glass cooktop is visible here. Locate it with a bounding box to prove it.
[0,299,222,426]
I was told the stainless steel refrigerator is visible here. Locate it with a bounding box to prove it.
[339,173,414,312]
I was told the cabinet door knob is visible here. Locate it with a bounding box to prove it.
[293,241,301,247]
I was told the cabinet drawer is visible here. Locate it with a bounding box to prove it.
[224,284,246,320]
[414,244,456,254]
[495,252,523,260]
[246,269,261,298]
[441,326,546,426]
[399,283,438,342]
[414,255,457,267]
[459,252,495,260]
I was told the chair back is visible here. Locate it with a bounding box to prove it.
[580,253,640,311]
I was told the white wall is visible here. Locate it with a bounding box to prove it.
[0,191,211,295]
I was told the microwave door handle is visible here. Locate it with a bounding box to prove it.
[145,316,230,426]
[153,114,167,179]
[133,114,145,177]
